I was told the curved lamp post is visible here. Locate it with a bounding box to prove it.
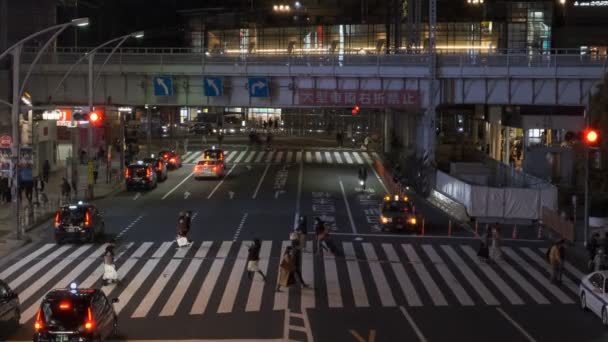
[0,17,89,240]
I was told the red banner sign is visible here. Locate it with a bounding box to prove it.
[297,89,421,108]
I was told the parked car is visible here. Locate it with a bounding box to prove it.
[0,280,20,329]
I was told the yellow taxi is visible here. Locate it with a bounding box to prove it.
[379,194,419,233]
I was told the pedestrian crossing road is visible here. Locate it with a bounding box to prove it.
[1,240,584,325]
[181,149,377,165]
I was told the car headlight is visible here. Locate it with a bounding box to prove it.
[381,216,391,224]
[409,217,417,225]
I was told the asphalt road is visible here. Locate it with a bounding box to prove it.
[1,147,606,342]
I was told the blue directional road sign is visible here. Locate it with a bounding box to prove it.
[203,77,223,97]
[153,75,173,96]
[248,77,270,97]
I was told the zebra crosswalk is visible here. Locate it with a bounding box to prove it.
[181,150,377,165]
[1,240,584,324]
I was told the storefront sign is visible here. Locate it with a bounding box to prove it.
[297,89,420,108]
[0,135,11,147]
[574,1,608,6]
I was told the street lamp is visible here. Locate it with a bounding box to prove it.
[49,30,144,199]
[0,17,89,240]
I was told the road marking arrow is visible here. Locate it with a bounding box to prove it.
[252,81,266,94]
[228,191,235,199]
[133,193,141,201]
[184,191,191,199]
[349,329,376,342]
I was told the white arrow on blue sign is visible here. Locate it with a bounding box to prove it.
[203,77,223,97]
[153,76,173,96]
[248,77,269,97]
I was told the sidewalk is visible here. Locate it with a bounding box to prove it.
[0,159,123,258]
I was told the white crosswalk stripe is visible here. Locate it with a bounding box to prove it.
[343,151,354,164]
[305,152,312,163]
[6,240,586,321]
[225,151,237,162]
[0,243,54,279]
[182,149,373,166]
[296,151,302,163]
[191,241,232,315]
[352,152,364,164]
[254,151,266,163]
[265,151,275,163]
[244,151,256,163]
[315,151,323,163]
[343,242,369,307]
[286,151,293,164]
[274,151,284,163]
[233,150,247,163]
[334,151,343,164]
[324,152,333,164]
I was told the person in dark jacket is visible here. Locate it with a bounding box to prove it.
[0,174,8,203]
[247,239,267,281]
[42,160,50,183]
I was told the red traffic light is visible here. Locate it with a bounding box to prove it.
[584,129,599,145]
[351,105,360,115]
[89,112,99,122]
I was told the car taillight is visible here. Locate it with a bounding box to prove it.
[170,158,176,163]
[146,168,152,178]
[84,307,95,331]
[164,154,169,159]
[125,169,130,178]
[54,212,60,228]
[212,166,217,171]
[84,211,91,227]
[194,165,202,171]
[35,309,43,331]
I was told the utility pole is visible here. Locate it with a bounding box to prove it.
[147,105,152,156]
[10,46,22,239]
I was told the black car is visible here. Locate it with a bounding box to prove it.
[158,150,182,169]
[0,280,20,330]
[33,285,119,342]
[54,202,105,244]
[125,161,158,190]
[142,157,168,182]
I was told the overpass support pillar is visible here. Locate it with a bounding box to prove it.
[383,108,393,154]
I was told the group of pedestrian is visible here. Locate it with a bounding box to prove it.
[277,218,310,291]
[587,232,608,272]
[477,224,502,262]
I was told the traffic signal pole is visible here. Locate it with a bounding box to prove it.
[87,54,94,199]
[584,145,589,246]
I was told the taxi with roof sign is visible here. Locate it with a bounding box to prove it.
[33,282,118,342]
[379,194,419,233]
[193,146,226,179]
[54,201,105,244]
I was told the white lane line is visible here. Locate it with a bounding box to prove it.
[460,246,524,305]
[275,151,284,163]
[324,151,333,164]
[333,151,343,164]
[9,245,71,290]
[232,213,248,242]
[233,150,247,164]
[315,151,323,163]
[382,244,422,306]
[265,151,275,163]
[301,240,315,309]
[362,152,373,164]
[244,151,256,163]
[207,164,237,199]
[252,164,271,199]
[339,179,358,234]
[0,243,54,279]
[245,241,272,312]
[362,243,396,307]
[539,247,584,280]
[343,152,354,164]
[286,151,293,163]
[497,308,538,342]
[521,247,578,295]
[343,242,369,307]
[492,251,550,304]
[305,152,312,163]
[402,244,447,306]
[324,253,343,308]
[273,241,291,310]
[191,241,233,315]
[80,242,138,289]
[296,151,302,163]
[113,242,173,314]
[132,255,184,318]
[399,306,428,342]
[218,241,251,313]
[225,151,237,162]
[18,245,93,304]
[502,247,573,304]
[159,242,212,317]
[441,245,499,305]
[254,151,266,163]
[422,244,474,305]
[352,152,364,164]
[162,172,195,199]
[116,215,144,239]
